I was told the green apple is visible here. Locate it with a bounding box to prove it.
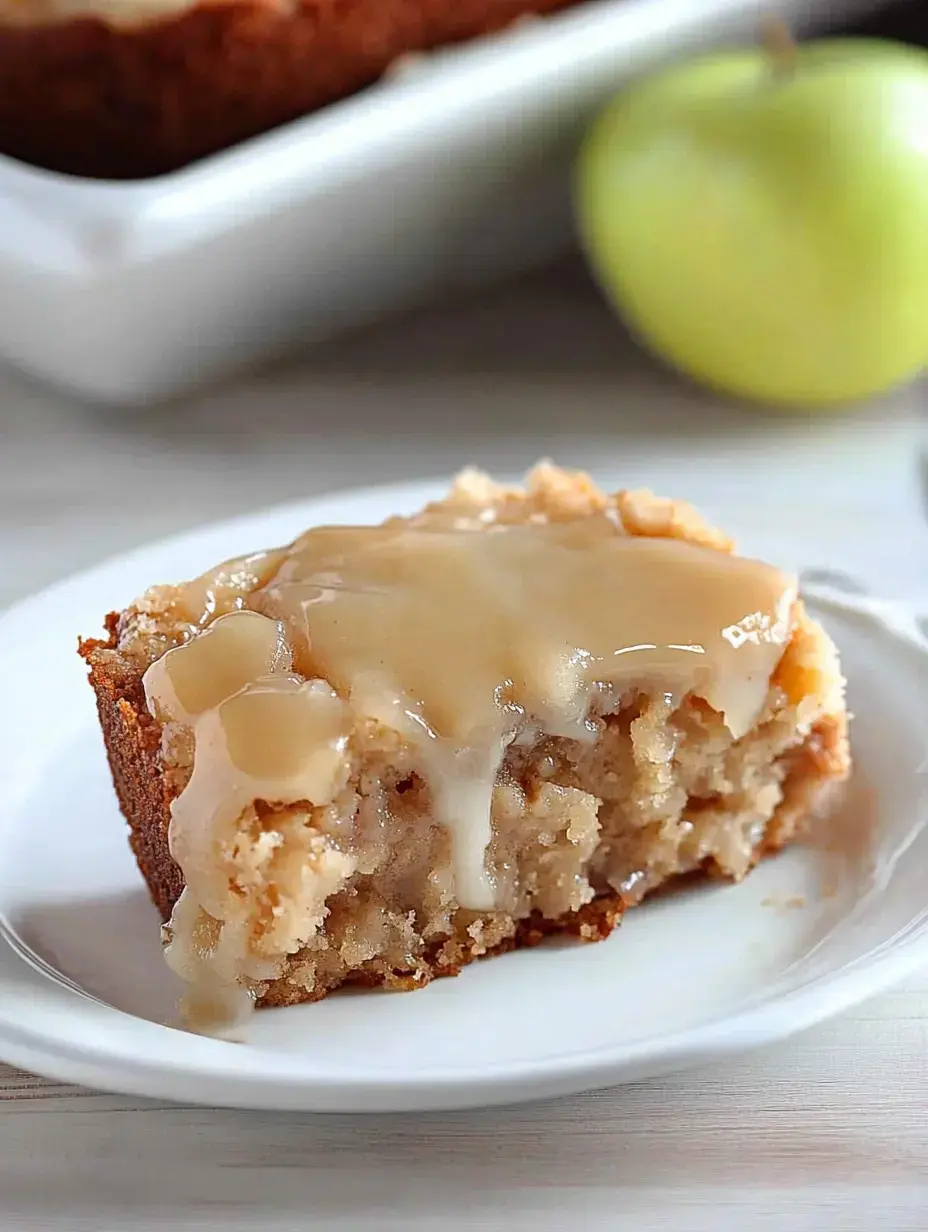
[575,38,928,407]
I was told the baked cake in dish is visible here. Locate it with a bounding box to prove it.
[0,0,583,179]
[79,464,850,1027]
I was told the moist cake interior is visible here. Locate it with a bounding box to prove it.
[79,464,850,1029]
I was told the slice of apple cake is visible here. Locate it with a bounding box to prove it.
[79,463,850,1027]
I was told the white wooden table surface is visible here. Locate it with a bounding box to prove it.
[1,261,927,1231]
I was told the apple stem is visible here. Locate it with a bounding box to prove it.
[760,16,798,74]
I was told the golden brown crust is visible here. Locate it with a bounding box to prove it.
[0,0,580,179]
[259,894,627,1007]
[79,618,183,920]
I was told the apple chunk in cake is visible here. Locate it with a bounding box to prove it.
[79,464,850,1025]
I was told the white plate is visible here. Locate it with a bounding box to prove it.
[0,0,880,404]
[1,479,927,1112]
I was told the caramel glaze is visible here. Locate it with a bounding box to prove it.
[143,514,797,1021]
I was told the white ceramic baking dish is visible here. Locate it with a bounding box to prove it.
[0,0,883,405]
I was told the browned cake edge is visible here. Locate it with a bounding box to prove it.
[78,618,847,1010]
[0,0,581,179]
[80,616,184,920]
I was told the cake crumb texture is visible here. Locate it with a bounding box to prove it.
[79,464,851,1010]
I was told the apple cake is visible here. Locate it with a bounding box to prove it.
[79,464,850,1028]
[0,0,582,179]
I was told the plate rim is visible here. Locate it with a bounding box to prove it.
[1,482,927,1112]
[1,900,928,1113]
